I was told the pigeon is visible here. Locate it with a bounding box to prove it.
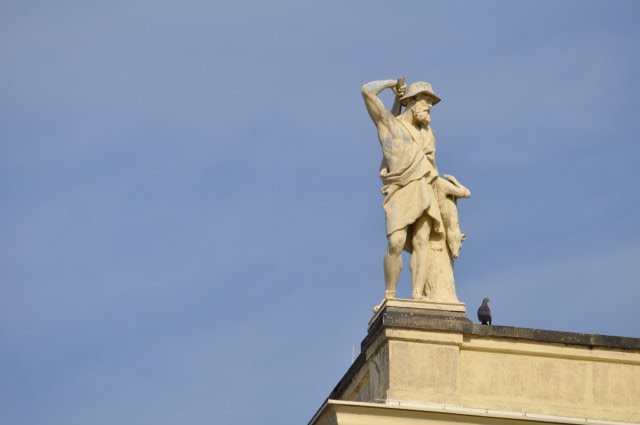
[477,297,492,325]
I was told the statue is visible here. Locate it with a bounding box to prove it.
[361,77,470,308]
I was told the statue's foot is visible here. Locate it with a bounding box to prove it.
[412,292,429,301]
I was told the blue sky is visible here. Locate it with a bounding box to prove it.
[1,1,639,424]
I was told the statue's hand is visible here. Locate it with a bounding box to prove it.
[444,174,471,198]
[392,76,406,98]
[444,174,460,187]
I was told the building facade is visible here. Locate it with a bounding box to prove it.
[309,300,640,425]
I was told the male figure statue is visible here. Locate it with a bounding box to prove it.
[362,78,469,303]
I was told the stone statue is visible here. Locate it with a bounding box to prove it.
[361,78,470,307]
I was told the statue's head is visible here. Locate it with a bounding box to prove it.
[400,82,441,126]
[399,81,441,107]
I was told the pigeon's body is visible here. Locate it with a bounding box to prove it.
[477,298,492,325]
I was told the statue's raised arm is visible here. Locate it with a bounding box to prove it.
[361,79,397,125]
[361,78,407,123]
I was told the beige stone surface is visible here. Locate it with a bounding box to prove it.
[362,78,470,305]
[386,339,460,404]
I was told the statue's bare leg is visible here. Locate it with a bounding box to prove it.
[383,228,407,299]
[410,213,432,300]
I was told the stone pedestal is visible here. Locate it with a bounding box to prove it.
[309,301,640,425]
[369,298,467,328]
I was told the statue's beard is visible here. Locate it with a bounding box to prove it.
[411,104,431,126]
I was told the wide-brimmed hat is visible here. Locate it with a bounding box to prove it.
[399,81,441,105]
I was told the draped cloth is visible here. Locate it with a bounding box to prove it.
[379,125,444,252]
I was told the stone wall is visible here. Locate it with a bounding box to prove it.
[311,301,640,425]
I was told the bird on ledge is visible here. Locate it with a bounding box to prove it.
[477,297,492,325]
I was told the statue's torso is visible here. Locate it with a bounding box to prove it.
[380,119,438,181]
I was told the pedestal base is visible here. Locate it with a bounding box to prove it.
[369,298,467,329]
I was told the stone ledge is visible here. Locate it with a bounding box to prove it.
[310,400,640,425]
[369,303,640,350]
[471,324,640,350]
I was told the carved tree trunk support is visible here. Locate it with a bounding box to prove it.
[425,237,460,303]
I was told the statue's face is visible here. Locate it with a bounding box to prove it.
[410,97,432,126]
